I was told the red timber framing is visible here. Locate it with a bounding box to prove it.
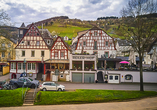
[51,36,69,59]
[15,23,49,50]
[76,29,116,51]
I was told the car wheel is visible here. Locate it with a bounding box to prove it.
[43,88,47,91]
[31,84,35,89]
[14,83,18,88]
[11,85,17,89]
[58,88,62,91]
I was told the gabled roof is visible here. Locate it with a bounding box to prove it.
[18,23,28,29]
[117,39,132,46]
[51,36,71,51]
[20,23,26,28]
[15,23,49,49]
[89,26,102,30]
[77,26,114,40]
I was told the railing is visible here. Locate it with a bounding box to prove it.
[33,85,37,99]
[22,86,28,99]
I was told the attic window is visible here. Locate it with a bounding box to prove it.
[37,33,39,36]
[27,41,30,46]
[37,41,40,46]
[21,41,24,44]
[47,40,50,45]
[94,32,97,36]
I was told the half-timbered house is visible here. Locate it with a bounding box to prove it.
[44,36,71,81]
[72,27,116,58]
[9,23,51,80]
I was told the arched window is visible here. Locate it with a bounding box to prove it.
[125,74,132,80]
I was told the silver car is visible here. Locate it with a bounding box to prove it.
[40,82,65,91]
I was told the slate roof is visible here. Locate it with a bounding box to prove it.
[117,39,132,46]
[39,29,53,49]
[20,23,26,28]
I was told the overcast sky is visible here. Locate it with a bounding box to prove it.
[0,0,129,27]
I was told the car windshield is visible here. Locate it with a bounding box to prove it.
[28,78,33,81]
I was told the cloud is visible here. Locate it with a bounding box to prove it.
[88,0,103,4]
[0,0,129,27]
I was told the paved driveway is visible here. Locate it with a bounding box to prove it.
[57,82,157,91]
[0,74,10,82]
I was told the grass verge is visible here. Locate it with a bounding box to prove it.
[0,88,30,107]
[34,89,157,105]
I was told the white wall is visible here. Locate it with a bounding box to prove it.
[16,49,50,61]
[108,71,157,83]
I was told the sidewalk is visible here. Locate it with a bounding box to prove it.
[0,73,10,82]
[1,96,157,110]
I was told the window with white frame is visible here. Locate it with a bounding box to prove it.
[18,63,23,70]
[27,63,36,70]
[11,62,16,69]
[32,63,35,70]
[28,63,31,70]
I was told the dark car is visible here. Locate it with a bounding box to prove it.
[9,77,40,88]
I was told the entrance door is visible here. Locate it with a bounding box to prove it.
[46,72,50,81]
[97,71,104,83]
[38,63,43,73]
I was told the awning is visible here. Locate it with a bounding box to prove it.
[0,63,8,66]
[45,59,69,63]
[98,58,121,62]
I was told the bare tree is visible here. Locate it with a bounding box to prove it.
[117,0,157,91]
[0,10,16,61]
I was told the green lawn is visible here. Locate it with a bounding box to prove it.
[34,89,157,105]
[0,88,30,107]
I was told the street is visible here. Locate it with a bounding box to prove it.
[57,82,157,91]
[0,74,157,91]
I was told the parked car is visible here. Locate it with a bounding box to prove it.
[40,82,65,91]
[9,77,40,88]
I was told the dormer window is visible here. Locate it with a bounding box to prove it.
[20,30,23,34]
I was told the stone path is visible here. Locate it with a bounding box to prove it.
[1,96,157,110]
